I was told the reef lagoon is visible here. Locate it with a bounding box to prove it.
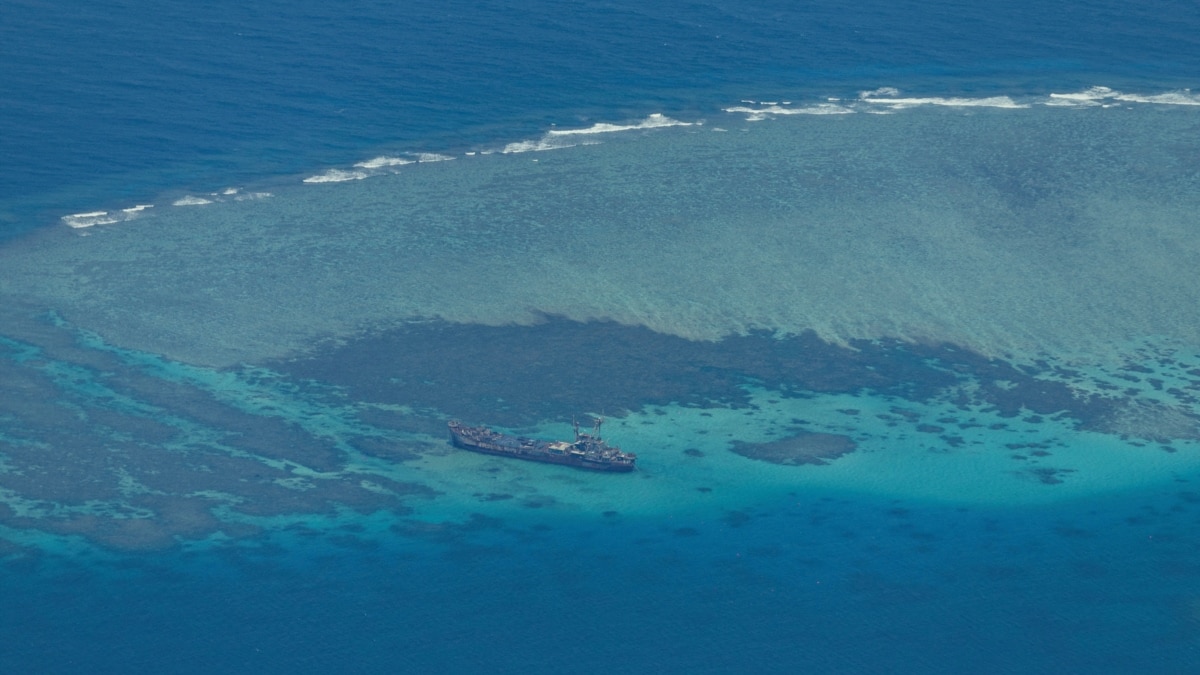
[3,1,1200,672]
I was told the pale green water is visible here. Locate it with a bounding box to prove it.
[5,102,1200,367]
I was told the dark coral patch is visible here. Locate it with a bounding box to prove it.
[729,432,856,466]
[723,510,752,527]
[266,316,1172,447]
[1053,524,1094,538]
[475,493,514,502]
[268,318,962,429]
[1018,467,1077,485]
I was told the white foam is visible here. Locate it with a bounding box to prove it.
[861,94,1028,109]
[1044,98,1102,108]
[354,156,415,169]
[233,191,272,201]
[724,103,854,120]
[303,152,449,186]
[725,90,1033,119]
[61,211,119,228]
[501,136,598,154]
[1046,86,1121,107]
[173,196,214,206]
[546,113,695,137]
[502,114,696,152]
[303,169,369,184]
[1050,86,1115,100]
[221,187,239,195]
[61,205,152,229]
[1048,86,1200,107]
[1115,90,1200,106]
[860,86,901,98]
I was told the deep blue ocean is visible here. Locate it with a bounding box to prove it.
[4,1,1200,673]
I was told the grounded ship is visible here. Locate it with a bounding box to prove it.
[447,418,637,472]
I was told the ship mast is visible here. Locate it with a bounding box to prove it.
[572,416,604,442]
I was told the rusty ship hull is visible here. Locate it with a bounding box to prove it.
[448,420,636,472]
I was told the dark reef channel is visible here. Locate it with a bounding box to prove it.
[271,315,1133,434]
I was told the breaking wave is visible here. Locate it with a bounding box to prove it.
[502,113,694,153]
[303,169,370,184]
[57,88,1200,230]
[724,86,1200,119]
[61,205,153,229]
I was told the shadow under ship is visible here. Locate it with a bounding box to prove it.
[448,418,637,472]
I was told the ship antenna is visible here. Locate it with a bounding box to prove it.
[594,416,603,439]
[573,416,580,441]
